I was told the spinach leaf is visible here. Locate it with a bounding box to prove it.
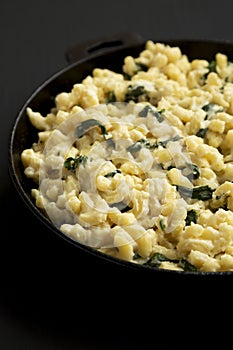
[135,62,148,73]
[133,252,142,260]
[185,209,198,226]
[127,142,143,154]
[64,155,88,171]
[138,105,164,122]
[215,192,229,210]
[182,163,200,181]
[201,60,217,83]
[208,60,217,73]
[125,85,149,102]
[179,259,199,272]
[104,170,121,178]
[109,201,132,213]
[124,62,148,79]
[176,185,215,200]
[144,253,200,272]
[126,138,157,154]
[106,91,116,103]
[75,119,108,138]
[144,252,174,267]
[202,103,224,120]
[202,102,216,113]
[159,219,166,231]
[158,135,183,147]
[138,105,151,118]
[196,128,208,138]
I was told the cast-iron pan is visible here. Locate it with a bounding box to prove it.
[8,32,233,280]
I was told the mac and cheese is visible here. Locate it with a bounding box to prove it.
[21,40,233,272]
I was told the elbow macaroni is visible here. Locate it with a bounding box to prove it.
[21,40,233,272]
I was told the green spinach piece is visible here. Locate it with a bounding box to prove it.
[64,155,88,171]
[109,201,132,213]
[208,60,217,73]
[158,135,183,147]
[182,163,200,181]
[104,170,121,178]
[125,85,149,103]
[159,219,166,231]
[185,209,198,226]
[144,252,174,267]
[76,119,108,138]
[133,252,142,260]
[202,103,224,120]
[106,91,116,103]
[179,259,199,272]
[125,62,148,78]
[196,128,208,138]
[126,139,157,154]
[138,105,164,122]
[135,62,148,73]
[176,185,215,200]
[144,253,199,272]
[201,60,217,83]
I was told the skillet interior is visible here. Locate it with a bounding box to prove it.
[9,38,233,278]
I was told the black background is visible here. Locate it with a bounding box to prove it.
[1,0,233,348]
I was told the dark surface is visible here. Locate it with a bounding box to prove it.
[1,0,233,348]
